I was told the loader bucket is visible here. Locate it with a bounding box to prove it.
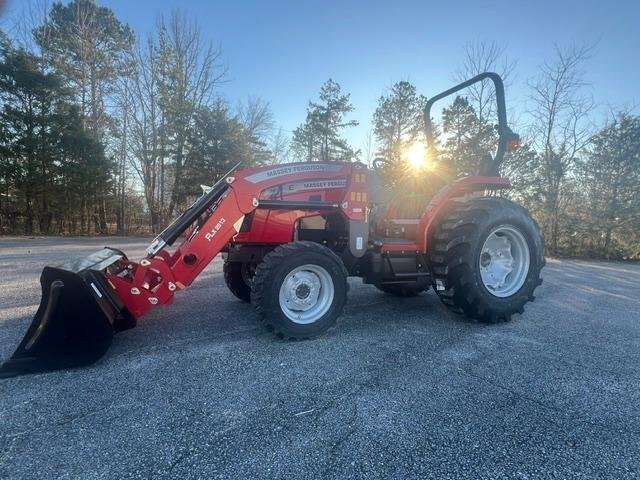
[0,249,135,379]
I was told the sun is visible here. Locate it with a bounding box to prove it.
[404,142,430,170]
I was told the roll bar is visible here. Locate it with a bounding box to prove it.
[423,72,519,176]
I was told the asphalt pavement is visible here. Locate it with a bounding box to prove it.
[0,236,639,479]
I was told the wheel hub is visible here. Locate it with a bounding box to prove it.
[479,226,530,298]
[283,271,320,311]
[278,265,335,324]
[295,283,311,299]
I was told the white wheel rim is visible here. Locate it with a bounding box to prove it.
[278,264,334,324]
[479,225,530,298]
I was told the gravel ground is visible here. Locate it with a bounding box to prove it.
[0,236,639,479]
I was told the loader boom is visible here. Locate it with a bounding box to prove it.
[106,162,363,319]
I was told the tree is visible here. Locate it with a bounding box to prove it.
[54,103,112,234]
[185,101,251,190]
[270,127,292,165]
[292,79,358,161]
[155,11,227,216]
[127,34,164,232]
[373,80,426,165]
[112,71,133,234]
[440,96,496,176]
[527,44,594,253]
[361,129,374,167]
[0,45,51,233]
[237,95,274,165]
[34,0,134,139]
[34,0,134,233]
[291,117,316,162]
[501,142,541,206]
[578,113,640,258]
[455,39,516,123]
[126,12,226,230]
[0,37,108,234]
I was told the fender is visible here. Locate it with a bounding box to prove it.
[416,176,511,253]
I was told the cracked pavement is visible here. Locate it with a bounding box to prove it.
[1,237,639,479]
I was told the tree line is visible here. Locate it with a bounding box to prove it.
[0,1,638,260]
[0,1,277,235]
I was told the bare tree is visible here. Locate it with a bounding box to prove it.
[125,11,227,230]
[7,0,51,52]
[361,129,374,167]
[112,69,134,234]
[455,39,516,122]
[527,44,595,252]
[126,34,164,232]
[159,10,227,215]
[237,95,275,164]
[269,128,291,165]
[238,96,274,139]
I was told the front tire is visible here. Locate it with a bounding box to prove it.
[251,242,348,338]
[429,197,544,323]
[223,261,254,302]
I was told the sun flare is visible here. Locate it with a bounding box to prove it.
[404,142,431,171]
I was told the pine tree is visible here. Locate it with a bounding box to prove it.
[578,114,640,258]
[34,0,134,233]
[373,81,426,164]
[441,96,496,176]
[0,38,107,234]
[292,79,358,161]
[185,101,252,192]
[0,44,61,233]
[34,0,134,139]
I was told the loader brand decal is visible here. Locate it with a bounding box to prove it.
[244,164,344,183]
[264,178,347,196]
[205,217,226,242]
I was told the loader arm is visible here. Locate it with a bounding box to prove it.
[109,162,363,319]
[107,187,247,318]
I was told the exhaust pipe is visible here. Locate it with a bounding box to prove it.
[0,249,135,379]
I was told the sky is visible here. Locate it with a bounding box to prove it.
[2,0,639,152]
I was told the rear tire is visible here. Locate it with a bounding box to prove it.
[429,197,544,323]
[223,261,252,302]
[251,242,348,338]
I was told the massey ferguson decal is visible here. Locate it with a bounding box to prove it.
[264,178,347,197]
[244,163,344,183]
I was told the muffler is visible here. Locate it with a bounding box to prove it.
[0,249,135,379]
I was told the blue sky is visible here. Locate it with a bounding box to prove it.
[3,0,639,151]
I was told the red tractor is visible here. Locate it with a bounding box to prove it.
[0,73,544,378]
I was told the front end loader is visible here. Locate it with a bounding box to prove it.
[0,72,544,378]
